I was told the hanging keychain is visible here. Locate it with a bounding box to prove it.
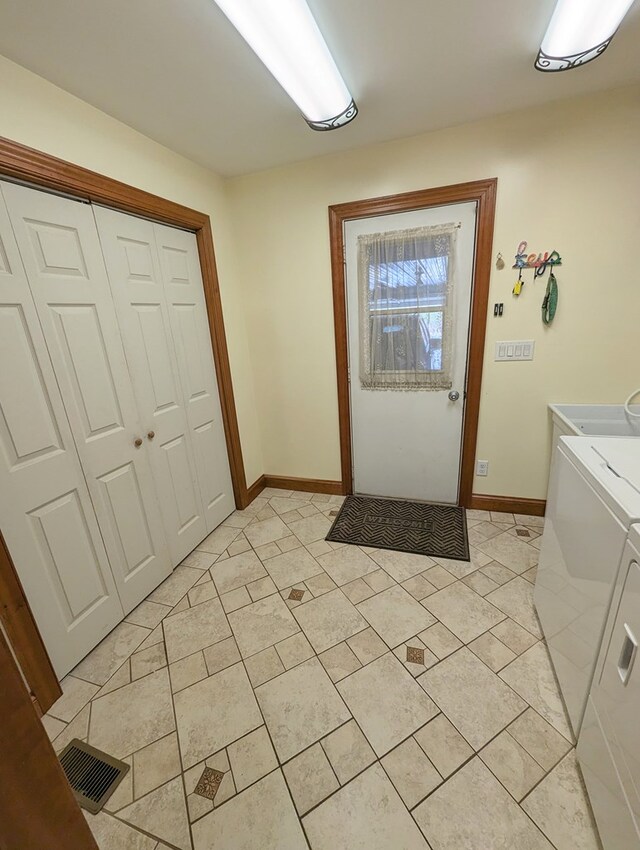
[512,268,523,297]
[542,270,558,324]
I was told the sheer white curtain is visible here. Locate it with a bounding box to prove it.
[358,222,458,390]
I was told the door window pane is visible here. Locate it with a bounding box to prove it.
[368,255,448,311]
[358,224,457,390]
[370,311,444,373]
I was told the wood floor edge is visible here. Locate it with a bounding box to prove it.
[245,474,344,504]
[468,494,546,516]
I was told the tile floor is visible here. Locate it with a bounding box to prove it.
[42,491,603,850]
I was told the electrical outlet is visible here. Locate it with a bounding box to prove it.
[476,460,489,477]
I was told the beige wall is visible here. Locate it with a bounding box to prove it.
[2,53,639,501]
[227,85,640,499]
[0,55,264,485]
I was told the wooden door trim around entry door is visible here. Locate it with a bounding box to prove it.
[328,178,498,506]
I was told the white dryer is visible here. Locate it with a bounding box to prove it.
[535,436,640,737]
[577,523,640,849]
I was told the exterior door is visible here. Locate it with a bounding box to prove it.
[345,201,476,503]
[2,181,171,613]
[0,186,123,677]
[94,206,208,564]
[154,223,234,531]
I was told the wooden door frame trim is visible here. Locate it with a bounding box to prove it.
[0,135,250,713]
[328,178,498,506]
[0,620,98,849]
[0,135,248,508]
[0,532,62,713]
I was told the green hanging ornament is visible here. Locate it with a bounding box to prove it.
[542,271,558,325]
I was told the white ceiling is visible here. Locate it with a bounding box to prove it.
[0,0,639,176]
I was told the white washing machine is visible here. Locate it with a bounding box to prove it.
[577,523,640,849]
[534,436,640,737]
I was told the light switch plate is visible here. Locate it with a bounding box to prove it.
[495,340,535,362]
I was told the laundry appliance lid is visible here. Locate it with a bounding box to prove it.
[628,523,640,553]
[559,436,640,526]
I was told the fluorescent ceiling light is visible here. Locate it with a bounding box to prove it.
[212,0,357,130]
[536,0,637,71]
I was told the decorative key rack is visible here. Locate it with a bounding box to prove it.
[513,241,562,278]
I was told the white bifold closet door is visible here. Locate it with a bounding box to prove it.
[2,181,172,622]
[0,180,234,677]
[94,207,233,561]
[0,185,124,676]
[154,221,234,531]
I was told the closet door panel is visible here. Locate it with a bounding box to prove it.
[2,182,171,611]
[94,207,207,563]
[98,461,157,578]
[48,303,124,437]
[0,304,64,462]
[29,491,107,618]
[161,435,201,527]
[194,420,234,520]
[154,224,234,531]
[133,304,176,411]
[0,187,123,678]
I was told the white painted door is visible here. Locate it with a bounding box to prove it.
[345,202,476,503]
[154,223,234,531]
[2,181,171,613]
[94,206,210,563]
[0,186,123,677]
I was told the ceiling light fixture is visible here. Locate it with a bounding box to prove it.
[212,0,357,130]
[535,0,637,71]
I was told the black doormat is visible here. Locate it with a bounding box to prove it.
[326,495,469,561]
